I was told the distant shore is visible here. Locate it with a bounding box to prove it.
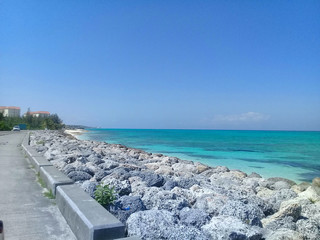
[64,129,87,137]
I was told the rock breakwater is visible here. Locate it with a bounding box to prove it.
[30,130,320,240]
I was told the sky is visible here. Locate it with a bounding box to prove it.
[0,1,319,130]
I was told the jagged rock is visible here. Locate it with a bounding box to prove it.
[261,202,301,227]
[296,219,320,240]
[163,180,178,190]
[94,170,109,181]
[218,200,265,226]
[102,178,131,196]
[172,162,197,176]
[264,216,296,231]
[144,163,159,171]
[264,228,303,240]
[142,188,189,212]
[177,178,199,189]
[301,201,320,218]
[298,186,320,203]
[81,180,98,198]
[67,171,92,182]
[107,167,131,181]
[195,162,210,174]
[292,182,312,193]
[312,177,320,188]
[179,207,210,228]
[64,155,77,164]
[127,210,209,240]
[87,154,104,165]
[77,156,87,164]
[271,181,292,190]
[109,196,146,224]
[128,176,148,197]
[194,194,227,215]
[155,165,174,176]
[132,171,165,187]
[248,172,262,178]
[202,216,263,240]
[99,160,119,170]
[76,165,95,176]
[264,189,298,211]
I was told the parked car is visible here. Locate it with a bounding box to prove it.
[12,125,20,131]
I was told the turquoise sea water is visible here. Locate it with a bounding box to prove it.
[78,129,320,183]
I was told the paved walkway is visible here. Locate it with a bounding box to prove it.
[0,131,76,240]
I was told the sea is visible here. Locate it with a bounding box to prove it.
[78,129,320,183]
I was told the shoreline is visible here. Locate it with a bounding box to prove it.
[70,128,317,183]
[64,129,88,137]
[29,130,320,239]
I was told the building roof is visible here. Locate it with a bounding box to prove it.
[0,106,20,110]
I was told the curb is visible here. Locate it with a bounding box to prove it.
[57,185,125,240]
[21,132,136,240]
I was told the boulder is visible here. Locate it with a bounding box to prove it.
[261,202,301,227]
[106,167,131,181]
[264,216,296,231]
[75,165,95,176]
[94,170,109,182]
[109,195,146,224]
[142,188,189,212]
[155,165,174,176]
[248,172,262,178]
[298,186,320,203]
[142,187,189,212]
[177,178,200,189]
[98,160,119,170]
[271,181,292,190]
[194,194,227,216]
[163,180,178,190]
[87,154,104,165]
[195,162,210,174]
[67,171,92,182]
[264,189,298,211]
[102,177,131,196]
[179,207,210,228]
[264,228,303,240]
[202,216,263,240]
[312,177,320,188]
[127,210,209,240]
[81,180,98,198]
[142,172,165,187]
[292,182,312,193]
[128,176,148,197]
[126,210,177,238]
[218,200,265,226]
[144,163,160,171]
[296,219,320,240]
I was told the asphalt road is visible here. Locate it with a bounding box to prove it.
[0,131,76,240]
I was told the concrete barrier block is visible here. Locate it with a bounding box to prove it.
[56,185,125,240]
[29,155,53,172]
[23,145,43,157]
[40,166,74,195]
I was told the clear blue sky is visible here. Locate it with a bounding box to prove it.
[1,1,319,130]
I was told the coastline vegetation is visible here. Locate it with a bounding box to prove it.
[0,112,64,131]
[94,184,117,208]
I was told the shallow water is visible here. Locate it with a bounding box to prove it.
[78,129,320,183]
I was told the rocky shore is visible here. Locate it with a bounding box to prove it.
[29,130,320,240]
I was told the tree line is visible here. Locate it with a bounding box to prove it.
[0,113,64,131]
